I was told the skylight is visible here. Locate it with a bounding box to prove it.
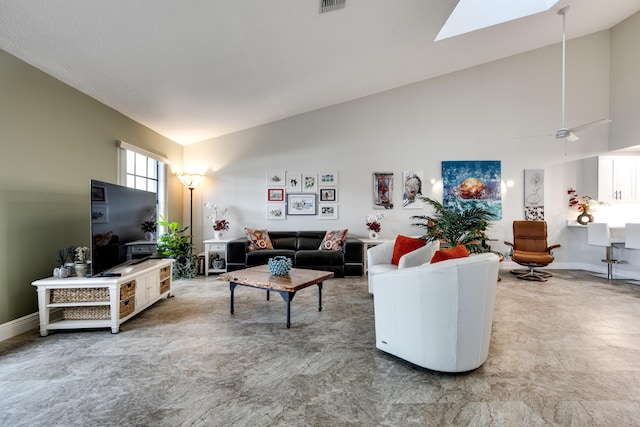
[435,0,560,41]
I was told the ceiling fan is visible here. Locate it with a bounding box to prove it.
[554,6,611,142]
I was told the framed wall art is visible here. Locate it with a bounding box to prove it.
[287,193,316,215]
[285,172,302,192]
[442,160,502,219]
[319,188,336,202]
[266,171,285,186]
[402,170,424,209]
[319,203,338,220]
[267,203,286,220]
[319,171,338,186]
[267,188,284,202]
[301,173,317,193]
[373,172,394,210]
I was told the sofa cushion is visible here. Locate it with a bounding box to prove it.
[246,249,295,267]
[295,249,344,266]
[430,244,469,263]
[391,235,426,265]
[245,228,274,251]
[319,229,348,251]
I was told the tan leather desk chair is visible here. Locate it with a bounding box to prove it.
[504,220,561,282]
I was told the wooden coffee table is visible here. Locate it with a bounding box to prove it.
[218,265,334,328]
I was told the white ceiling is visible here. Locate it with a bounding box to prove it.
[2,0,640,145]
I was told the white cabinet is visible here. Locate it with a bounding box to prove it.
[589,156,640,203]
[203,238,230,275]
[32,259,173,336]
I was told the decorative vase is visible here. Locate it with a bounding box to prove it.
[368,230,379,240]
[144,231,154,241]
[75,263,89,277]
[212,258,225,270]
[577,211,594,225]
[268,256,292,276]
[214,230,225,240]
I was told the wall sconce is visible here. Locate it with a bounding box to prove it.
[177,173,205,244]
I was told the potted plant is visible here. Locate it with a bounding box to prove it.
[74,246,90,277]
[411,197,495,253]
[53,246,76,278]
[156,215,197,279]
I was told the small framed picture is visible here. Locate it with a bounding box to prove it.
[319,188,336,202]
[266,170,285,186]
[91,183,107,202]
[267,203,286,220]
[319,203,338,220]
[319,172,338,186]
[91,205,109,223]
[267,188,284,202]
[286,172,302,192]
[301,173,317,193]
[287,193,316,215]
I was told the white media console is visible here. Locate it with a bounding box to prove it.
[31,258,174,336]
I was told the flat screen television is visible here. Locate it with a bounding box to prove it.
[90,179,157,276]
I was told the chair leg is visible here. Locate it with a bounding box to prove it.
[513,266,548,282]
[589,245,628,280]
[510,268,552,279]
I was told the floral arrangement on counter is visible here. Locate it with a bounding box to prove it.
[567,188,601,213]
[365,213,384,233]
[204,201,229,231]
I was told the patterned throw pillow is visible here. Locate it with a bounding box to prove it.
[244,228,274,251]
[391,235,426,265]
[430,244,469,263]
[319,229,348,251]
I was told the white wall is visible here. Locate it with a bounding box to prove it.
[184,28,640,277]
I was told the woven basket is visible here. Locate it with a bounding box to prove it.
[51,288,109,303]
[160,278,171,294]
[160,266,171,281]
[268,256,292,276]
[119,298,134,318]
[119,280,136,300]
[63,306,110,320]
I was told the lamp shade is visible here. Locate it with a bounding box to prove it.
[177,173,205,190]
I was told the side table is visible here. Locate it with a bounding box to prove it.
[203,238,232,275]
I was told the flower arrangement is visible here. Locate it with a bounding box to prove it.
[204,201,229,231]
[75,246,90,264]
[141,220,157,233]
[366,213,384,232]
[567,188,596,213]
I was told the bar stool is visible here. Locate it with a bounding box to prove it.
[587,223,627,280]
[624,223,640,285]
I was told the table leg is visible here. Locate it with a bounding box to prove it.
[266,290,270,301]
[317,282,323,311]
[230,282,238,314]
[277,291,296,328]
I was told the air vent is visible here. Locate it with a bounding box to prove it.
[320,0,345,14]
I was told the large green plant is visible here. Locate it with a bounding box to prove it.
[411,197,495,253]
[156,215,197,279]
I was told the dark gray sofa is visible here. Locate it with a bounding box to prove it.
[226,231,364,277]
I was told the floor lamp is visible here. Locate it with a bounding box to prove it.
[177,173,205,245]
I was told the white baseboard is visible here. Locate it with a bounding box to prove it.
[0,312,39,342]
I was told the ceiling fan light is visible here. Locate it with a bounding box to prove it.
[566,132,580,142]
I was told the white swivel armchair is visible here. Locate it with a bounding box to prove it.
[367,238,440,294]
[372,253,500,372]
[587,222,626,279]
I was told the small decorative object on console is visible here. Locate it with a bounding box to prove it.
[268,256,292,276]
[567,188,600,225]
[366,213,384,239]
[204,201,229,239]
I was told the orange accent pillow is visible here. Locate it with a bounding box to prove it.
[391,235,426,265]
[430,244,469,263]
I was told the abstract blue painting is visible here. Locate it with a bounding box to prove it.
[441,160,502,219]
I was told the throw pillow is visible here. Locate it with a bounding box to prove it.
[391,235,426,265]
[319,229,348,251]
[244,228,274,251]
[430,244,469,264]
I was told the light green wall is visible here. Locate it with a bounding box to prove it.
[0,49,184,325]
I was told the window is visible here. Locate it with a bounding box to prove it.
[117,140,170,221]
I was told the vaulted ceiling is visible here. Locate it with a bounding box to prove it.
[2,0,639,145]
